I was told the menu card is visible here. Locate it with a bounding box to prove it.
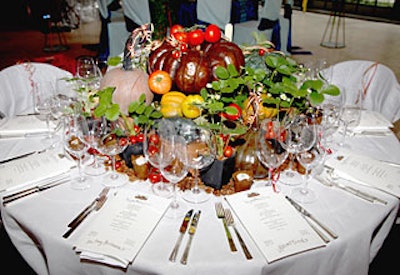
[73,190,170,269]
[0,115,50,137]
[225,188,326,263]
[0,151,75,193]
[353,110,393,134]
[325,150,400,197]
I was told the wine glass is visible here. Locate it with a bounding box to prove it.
[96,121,129,188]
[159,135,189,216]
[256,118,289,192]
[82,116,107,176]
[34,81,61,148]
[75,55,101,91]
[279,113,317,186]
[337,87,363,149]
[181,126,216,204]
[63,114,91,190]
[291,144,326,203]
[143,119,173,198]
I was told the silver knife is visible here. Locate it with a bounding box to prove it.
[285,196,338,239]
[180,210,201,265]
[169,209,194,262]
[63,187,110,238]
[2,177,69,205]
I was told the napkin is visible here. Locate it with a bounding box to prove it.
[0,151,75,193]
[325,150,400,198]
[0,115,50,137]
[73,190,170,269]
[353,110,393,134]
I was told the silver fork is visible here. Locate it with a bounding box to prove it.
[224,208,253,260]
[215,202,237,252]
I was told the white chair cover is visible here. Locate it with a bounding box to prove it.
[331,60,400,123]
[197,0,232,30]
[121,0,151,25]
[0,62,73,117]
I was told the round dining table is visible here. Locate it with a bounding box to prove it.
[0,126,399,275]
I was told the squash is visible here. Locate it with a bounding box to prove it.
[148,39,245,94]
[99,68,154,115]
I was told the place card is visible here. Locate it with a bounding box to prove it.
[0,115,49,137]
[225,188,326,263]
[325,150,400,198]
[73,190,170,269]
[0,151,75,193]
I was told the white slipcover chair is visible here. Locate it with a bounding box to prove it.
[330,60,400,123]
[0,62,72,117]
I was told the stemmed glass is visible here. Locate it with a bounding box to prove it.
[143,119,173,198]
[63,114,91,190]
[291,144,326,203]
[256,118,289,192]
[159,135,189,216]
[279,113,317,185]
[337,87,363,149]
[82,116,107,176]
[182,126,216,204]
[34,81,60,148]
[96,121,129,188]
[75,55,102,91]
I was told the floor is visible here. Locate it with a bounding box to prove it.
[0,9,399,275]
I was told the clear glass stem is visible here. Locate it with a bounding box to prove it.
[339,122,349,146]
[192,169,201,194]
[171,183,178,209]
[110,155,118,180]
[77,156,85,182]
[301,169,311,194]
[46,113,53,138]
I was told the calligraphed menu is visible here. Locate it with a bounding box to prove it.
[74,190,170,269]
[325,151,400,197]
[0,115,49,137]
[225,188,325,263]
[0,151,74,193]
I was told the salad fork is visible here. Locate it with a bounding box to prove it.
[215,202,237,252]
[224,208,253,260]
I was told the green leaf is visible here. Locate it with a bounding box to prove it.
[309,92,325,106]
[107,56,122,66]
[215,66,229,80]
[322,84,340,96]
[227,64,239,77]
[105,104,120,121]
[136,104,146,114]
[128,101,141,113]
[265,55,279,68]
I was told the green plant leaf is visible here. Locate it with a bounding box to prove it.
[322,84,340,96]
[105,104,120,121]
[215,66,229,80]
[107,56,122,66]
[227,64,239,77]
[309,92,324,106]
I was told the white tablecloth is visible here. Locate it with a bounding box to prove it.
[1,131,399,275]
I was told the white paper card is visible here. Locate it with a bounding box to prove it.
[353,110,393,133]
[74,190,170,268]
[0,151,74,193]
[325,151,400,197]
[225,188,325,263]
[0,115,49,137]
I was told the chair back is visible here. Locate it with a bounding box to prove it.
[331,60,400,122]
[197,0,232,30]
[0,62,72,117]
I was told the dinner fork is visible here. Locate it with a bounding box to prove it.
[224,208,253,260]
[215,202,237,252]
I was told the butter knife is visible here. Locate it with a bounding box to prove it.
[180,210,201,265]
[285,196,338,239]
[63,187,110,238]
[169,209,194,262]
[2,177,69,205]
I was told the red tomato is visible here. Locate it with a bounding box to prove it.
[170,24,184,35]
[188,29,205,46]
[129,135,137,144]
[172,31,188,43]
[148,145,158,156]
[136,133,144,143]
[258,49,266,56]
[149,134,160,145]
[223,145,234,158]
[172,50,181,59]
[149,172,162,183]
[204,24,221,43]
[119,137,128,146]
[222,103,242,120]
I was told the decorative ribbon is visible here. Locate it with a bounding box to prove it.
[270,167,281,193]
[359,62,379,104]
[20,61,38,106]
[317,131,332,155]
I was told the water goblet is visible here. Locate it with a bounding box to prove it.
[279,113,317,186]
[159,135,189,217]
[63,115,91,190]
[337,87,363,149]
[143,119,173,198]
[82,116,107,176]
[181,126,215,204]
[291,144,326,203]
[256,119,289,192]
[96,121,129,188]
[75,55,102,91]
